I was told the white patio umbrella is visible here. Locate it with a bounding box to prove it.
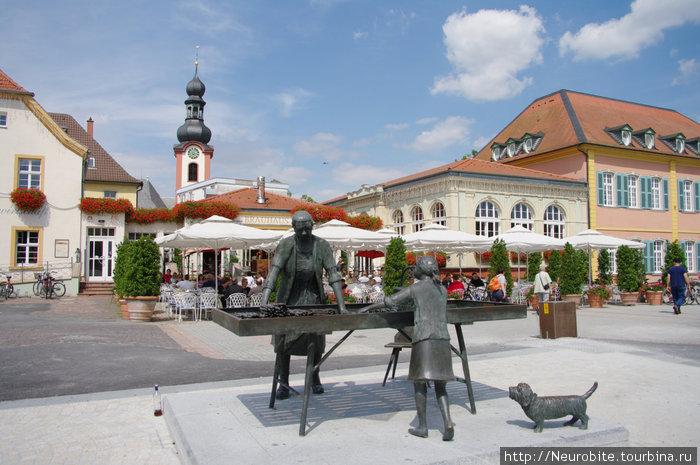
[563,229,645,285]
[402,223,492,253]
[312,219,391,251]
[155,215,283,289]
[491,225,566,283]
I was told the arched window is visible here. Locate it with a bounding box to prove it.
[410,206,424,232]
[431,202,446,226]
[392,210,405,235]
[510,203,533,230]
[475,201,499,237]
[543,205,565,239]
[188,163,198,182]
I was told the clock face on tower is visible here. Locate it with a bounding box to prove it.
[187,147,200,159]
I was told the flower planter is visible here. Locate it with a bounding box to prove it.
[646,290,663,305]
[118,299,129,319]
[561,294,581,308]
[619,291,639,306]
[587,294,603,308]
[528,296,539,311]
[125,296,158,321]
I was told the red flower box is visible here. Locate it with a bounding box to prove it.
[11,188,46,212]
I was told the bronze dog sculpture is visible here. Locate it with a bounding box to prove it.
[509,382,597,433]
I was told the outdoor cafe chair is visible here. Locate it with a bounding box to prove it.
[198,292,219,321]
[174,292,198,322]
[226,293,248,308]
[248,293,264,307]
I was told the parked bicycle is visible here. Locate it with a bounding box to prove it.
[662,284,698,305]
[39,272,66,299]
[463,283,488,301]
[1,275,18,300]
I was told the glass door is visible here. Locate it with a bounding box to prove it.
[87,228,115,282]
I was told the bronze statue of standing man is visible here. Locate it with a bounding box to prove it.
[261,210,348,399]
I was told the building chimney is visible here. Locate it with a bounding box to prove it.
[256,176,266,204]
[87,117,94,137]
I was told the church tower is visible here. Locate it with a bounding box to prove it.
[174,55,213,198]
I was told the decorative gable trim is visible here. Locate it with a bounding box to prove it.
[21,96,87,157]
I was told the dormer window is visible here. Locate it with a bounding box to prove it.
[491,143,504,161]
[685,137,700,156]
[87,157,96,169]
[621,129,631,146]
[659,133,687,154]
[632,128,655,150]
[676,138,685,153]
[504,138,521,158]
[605,124,634,147]
[523,137,533,153]
[507,142,516,157]
[645,133,654,149]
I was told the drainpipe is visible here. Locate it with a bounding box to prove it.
[578,144,591,229]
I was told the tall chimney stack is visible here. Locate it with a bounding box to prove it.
[256,176,266,204]
[87,117,94,137]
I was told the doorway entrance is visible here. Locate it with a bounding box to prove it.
[87,227,115,282]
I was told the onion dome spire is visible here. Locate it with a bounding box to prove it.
[177,46,212,144]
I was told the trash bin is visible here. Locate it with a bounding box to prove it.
[538,300,577,339]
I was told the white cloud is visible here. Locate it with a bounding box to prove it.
[385,123,409,130]
[271,88,314,117]
[416,117,438,125]
[332,163,404,188]
[353,30,368,40]
[293,133,345,159]
[408,116,473,152]
[672,58,700,86]
[431,6,545,101]
[559,0,700,61]
[472,135,492,152]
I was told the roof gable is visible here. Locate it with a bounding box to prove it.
[0,68,33,95]
[49,113,140,186]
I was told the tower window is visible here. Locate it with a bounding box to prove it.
[188,163,198,182]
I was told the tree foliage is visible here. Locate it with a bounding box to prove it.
[113,236,161,297]
[383,237,408,296]
[527,252,542,281]
[662,240,685,283]
[559,243,586,295]
[616,245,645,292]
[546,250,562,282]
[487,239,512,296]
[596,249,613,285]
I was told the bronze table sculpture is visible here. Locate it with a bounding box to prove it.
[261,211,347,400]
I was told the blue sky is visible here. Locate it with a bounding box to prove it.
[3,0,699,203]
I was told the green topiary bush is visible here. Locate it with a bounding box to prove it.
[527,252,542,282]
[487,239,512,296]
[546,249,562,282]
[559,243,585,295]
[616,245,645,292]
[383,237,408,296]
[113,236,161,297]
[596,249,613,285]
[661,240,685,284]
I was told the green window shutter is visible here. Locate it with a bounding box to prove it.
[616,174,623,207]
[663,179,669,210]
[695,181,700,212]
[696,242,700,272]
[596,172,604,206]
[640,177,650,209]
[622,174,629,207]
[643,240,653,274]
[678,180,685,211]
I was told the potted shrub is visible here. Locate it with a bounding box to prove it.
[383,237,408,296]
[113,236,161,321]
[596,249,613,286]
[559,243,585,305]
[585,285,611,308]
[526,286,539,311]
[615,245,645,305]
[487,239,512,298]
[643,281,666,305]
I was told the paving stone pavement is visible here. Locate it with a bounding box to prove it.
[1,297,698,464]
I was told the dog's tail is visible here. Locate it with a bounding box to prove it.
[583,381,598,399]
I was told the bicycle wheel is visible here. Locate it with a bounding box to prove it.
[6,284,16,298]
[52,282,66,297]
[33,280,42,296]
[42,283,52,299]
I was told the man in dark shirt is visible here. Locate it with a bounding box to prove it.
[470,272,485,288]
[667,258,690,314]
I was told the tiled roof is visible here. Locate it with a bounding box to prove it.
[324,158,579,204]
[476,89,700,161]
[49,113,141,185]
[0,68,32,95]
[204,187,317,212]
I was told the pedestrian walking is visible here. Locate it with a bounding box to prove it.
[667,258,691,314]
